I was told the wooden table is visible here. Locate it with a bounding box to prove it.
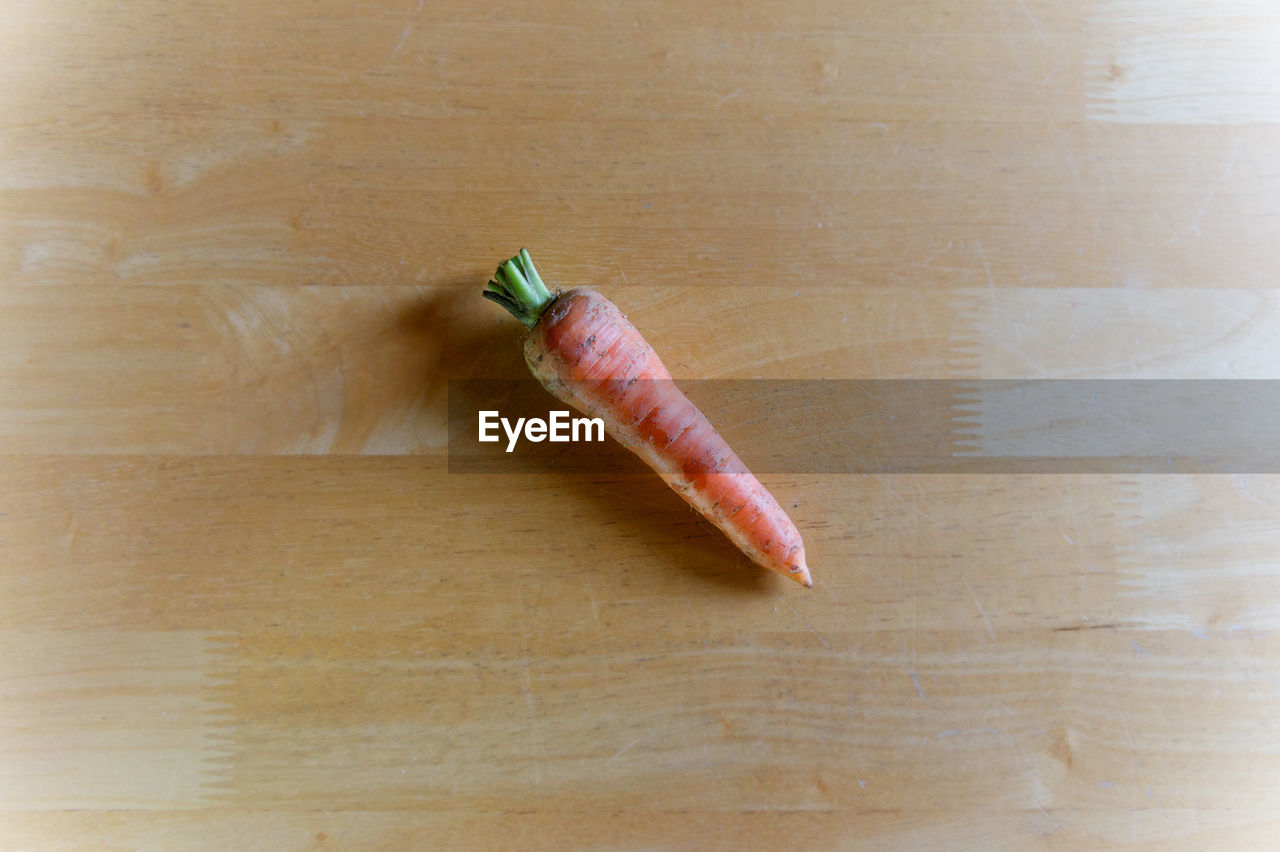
[3,1,1279,848]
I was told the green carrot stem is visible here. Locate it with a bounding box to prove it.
[482,249,557,328]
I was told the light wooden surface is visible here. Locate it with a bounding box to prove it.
[3,1,1280,849]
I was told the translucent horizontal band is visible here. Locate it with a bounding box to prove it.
[447,380,1280,474]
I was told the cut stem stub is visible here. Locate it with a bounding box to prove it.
[483,248,556,329]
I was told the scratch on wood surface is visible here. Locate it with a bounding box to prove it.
[606,738,640,765]
[1002,728,1053,819]
[878,476,943,527]
[773,592,831,648]
[961,574,997,642]
[1181,142,1240,241]
[389,0,425,65]
[907,667,925,699]
[713,88,744,109]
[1017,0,1046,42]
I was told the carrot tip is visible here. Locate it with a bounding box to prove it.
[788,558,812,588]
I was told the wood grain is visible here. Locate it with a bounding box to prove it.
[3,0,1280,848]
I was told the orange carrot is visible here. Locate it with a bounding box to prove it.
[484,249,811,587]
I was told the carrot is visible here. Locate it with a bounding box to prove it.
[483,249,811,587]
